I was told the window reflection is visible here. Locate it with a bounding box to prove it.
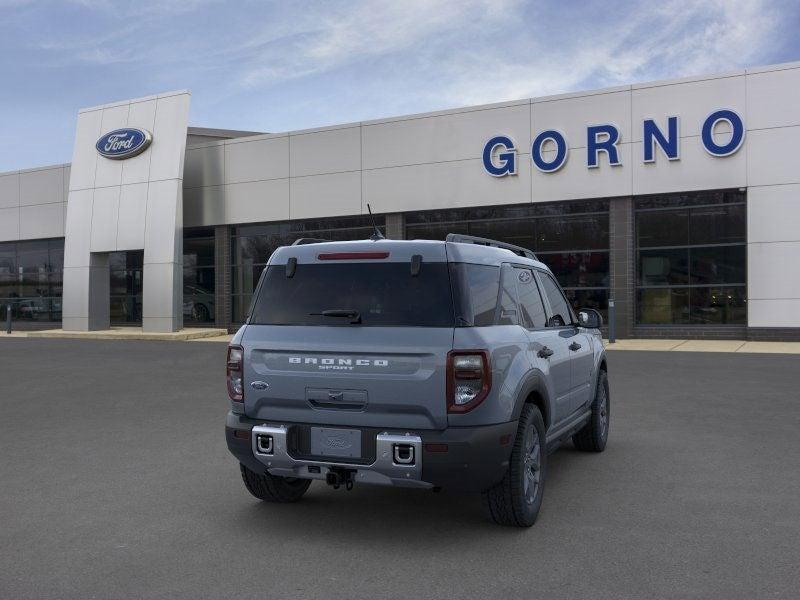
[635,190,746,325]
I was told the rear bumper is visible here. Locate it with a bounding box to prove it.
[225,412,517,493]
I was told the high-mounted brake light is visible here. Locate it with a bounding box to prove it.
[318,252,390,260]
[446,350,491,413]
[227,345,244,402]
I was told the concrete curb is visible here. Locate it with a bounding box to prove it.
[13,327,228,341]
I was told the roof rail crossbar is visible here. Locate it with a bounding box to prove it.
[291,238,331,246]
[445,233,537,260]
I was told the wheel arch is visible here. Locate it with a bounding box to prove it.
[512,371,552,431]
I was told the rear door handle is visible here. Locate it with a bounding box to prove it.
[569,342,582,351]
[537,346,554,359]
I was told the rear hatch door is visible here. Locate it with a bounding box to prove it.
[241,241,454,430]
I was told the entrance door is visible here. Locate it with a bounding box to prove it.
[109,251,143,325]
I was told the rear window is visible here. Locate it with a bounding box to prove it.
[250,262,454,327]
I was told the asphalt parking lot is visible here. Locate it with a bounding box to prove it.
[1,339,798,599]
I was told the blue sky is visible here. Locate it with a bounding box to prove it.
[1,0,798,171]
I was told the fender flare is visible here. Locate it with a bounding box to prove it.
[510,369,553,429]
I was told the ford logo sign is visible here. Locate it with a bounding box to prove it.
[95,128,152,160]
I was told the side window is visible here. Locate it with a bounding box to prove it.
[515,268,547,328]
[497,264,519,325]
[539,272,573,327]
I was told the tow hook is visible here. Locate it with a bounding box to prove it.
[326,467,356,491]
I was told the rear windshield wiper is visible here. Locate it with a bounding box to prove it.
[310,309,362,324]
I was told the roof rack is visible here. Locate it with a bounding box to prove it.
[291,238,331,246]
[445,233,537,260]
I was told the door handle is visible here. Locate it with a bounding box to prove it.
[569,342,582,352]
[537,346,554,359]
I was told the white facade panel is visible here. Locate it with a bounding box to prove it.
[69,109,104,191]
[116,183,148,250]
[19,202,65,240]
[290,171,361,219]
[225,136,289,184]
[747,184,800,244]
[225,178,290,224]
[63,189,93,268]
[534,89,631,147]
[746,126,800,187]
[143,178,181,264]
[19,167,64,206]
[94,104,129,189]
[121,100,157,185]
[632,139,747,195]
[0,207,19,240]
[631,75,746,141]
[532,144,632,202]
[364,158,531,214]
[290,126,360,177]
[748,241,800,300]
[748,299,800,327]
[89,186,120,252]
[149,94,191,182]
[362,103,530,169]
[746,68,800,130]
[0,173,19,209]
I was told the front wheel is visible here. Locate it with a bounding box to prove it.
[482,404,547,527]
[240,464,311,503]
[572,369,610,452]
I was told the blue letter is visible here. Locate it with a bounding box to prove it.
[531,130,569,173]
[587,124,621,168]
[702,109,745,157]
[482,136,517,176]
[643,116,679,162]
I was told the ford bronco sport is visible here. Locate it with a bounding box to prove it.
[225,234,609,527]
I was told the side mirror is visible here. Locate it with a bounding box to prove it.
[577,308,603,329]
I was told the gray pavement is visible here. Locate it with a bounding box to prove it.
[1,338,798,599]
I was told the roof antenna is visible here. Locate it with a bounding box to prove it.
[366,204,385,241]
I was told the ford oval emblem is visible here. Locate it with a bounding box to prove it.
[95,128,152,160]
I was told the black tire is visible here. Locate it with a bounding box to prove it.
[482,404,547,527]
[240,464,312,503]
[572,369,610,452]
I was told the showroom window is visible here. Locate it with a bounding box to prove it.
[230,215,386,323]
[0,238,64,323]
[183,228,216,325]
[109,251,143,325]
[405,201,610,319]
[635,189,746,325]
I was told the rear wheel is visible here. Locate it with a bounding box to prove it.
[240,464,311,503]
[482,404,546,527]
[572,369,610,452]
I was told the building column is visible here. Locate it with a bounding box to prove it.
[608,197,634,339]
[214,225,232,331]
[385,213,405,239]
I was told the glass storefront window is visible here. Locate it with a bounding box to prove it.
[405,201,611,320]
[183,228,216,325]
[0,238,64,322]
[635,190,746,325]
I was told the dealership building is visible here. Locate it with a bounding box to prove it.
[1,60,799,339]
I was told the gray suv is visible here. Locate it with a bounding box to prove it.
[225,234,609,527]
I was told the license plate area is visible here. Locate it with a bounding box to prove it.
[310,427,362,459]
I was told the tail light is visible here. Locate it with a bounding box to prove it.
[447,350,491,413]
[227,345,244,402]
